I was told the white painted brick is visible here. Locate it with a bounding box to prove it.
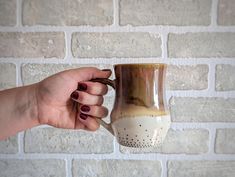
[24,127,113,153]
[1,0,234,172]
[170,97,235,122]
[0,0,16,26]
[0,136,17,154]
[120,0,211,26]
[21,63,113,85]
[73,159,161,177]
[0,32,65,58]
[168,33,235,58]
[215,129,235,154]
[121,129,209,154]
[168,161,235,177]
[72,32,161,58]
[216,64,235,91]
[218,0,235,25]
[167,65,208,90]
[0,159,65,177]
[0,63,16,90]
[23,0,113,26]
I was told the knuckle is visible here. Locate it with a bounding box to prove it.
[102,85,108,94]
[97,96,104,105]
[94,106,100,116]
[77,91,84,102]
[90,123,100,131]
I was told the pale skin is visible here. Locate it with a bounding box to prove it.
[0,67,111,140]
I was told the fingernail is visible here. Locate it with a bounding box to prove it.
[80,113,87,120]
[81,105,90,112]
[71,91,79,99]
[77,83,87,91]
[102,69,111,72]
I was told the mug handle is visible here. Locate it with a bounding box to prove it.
[90,78,116,135]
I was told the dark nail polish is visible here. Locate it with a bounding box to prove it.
[81,105,90,112]
[80,113,87,120]
[77,83,87,91]
[102,69,111,72]
[71,91,79,99]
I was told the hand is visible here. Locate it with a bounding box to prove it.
[35,67,111,131]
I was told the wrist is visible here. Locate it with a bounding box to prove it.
[0,84,41,139]
[29,83,41,126]
[18,83,41,128]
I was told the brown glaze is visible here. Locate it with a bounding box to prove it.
[110,64,168,121]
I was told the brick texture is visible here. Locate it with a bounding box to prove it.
[0,32,65,58]
[0,63,16,90]
[0,136,17,154]
[0,0,234,176]
[166,65,208,90]
[168,161,235,177]
[216,64,235,91]
[23,0,113,26]
[22,64,113,85]
[120,0,211,26]
[170,97,235,122]
[121,129,209,154]
[168,33,235,58]
[215,129,235,154]
[0,159,65,177]
[72,32,161,58]
[0,0,16,26]
[73,159,161,177]
[218,0,235,25]
[24,127,113,153]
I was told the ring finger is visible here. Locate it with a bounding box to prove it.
[79,105,108,118]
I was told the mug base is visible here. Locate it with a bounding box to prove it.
[112,115,171,148]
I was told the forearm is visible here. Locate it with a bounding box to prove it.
[0,84,40,140]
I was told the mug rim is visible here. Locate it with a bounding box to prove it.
[114,63,167,67]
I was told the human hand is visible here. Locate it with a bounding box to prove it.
[35,67,111,131]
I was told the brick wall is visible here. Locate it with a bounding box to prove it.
[0,0,235,177]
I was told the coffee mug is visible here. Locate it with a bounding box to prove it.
[91,63,171,148]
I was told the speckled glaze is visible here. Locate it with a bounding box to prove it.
[92,63,171,148]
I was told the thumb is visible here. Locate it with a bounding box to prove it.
[67,67,112,82]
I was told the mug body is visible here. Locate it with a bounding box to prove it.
[110,63,171,148]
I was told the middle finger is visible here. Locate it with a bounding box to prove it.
[77,81,108,95]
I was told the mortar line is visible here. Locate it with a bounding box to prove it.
[16,0,22,27]
[168,90,235,98]
[113,0,120,27]
[207,63,216,94]
[65,31,72,64]
[113,139,121,156]
[161,158,167,177]
[0,26,235,33]
[65,158,72,177]
[211,0,219,27]
[171,123,235,129]
[1,153,235,161]
[208,127,217,155]
[1,58,235,65]
[161,31,168,60]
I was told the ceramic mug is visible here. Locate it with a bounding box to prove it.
[92,63,171,148]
